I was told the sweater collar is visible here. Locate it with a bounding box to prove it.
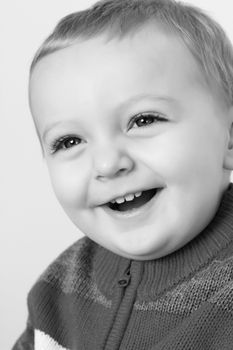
[92,183,233,297]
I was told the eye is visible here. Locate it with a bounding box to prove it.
[49,135,82,154]
[128,112,167,130]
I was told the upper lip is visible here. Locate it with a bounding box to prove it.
[97,185,165,206]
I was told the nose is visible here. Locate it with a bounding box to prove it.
[93,145,135,181]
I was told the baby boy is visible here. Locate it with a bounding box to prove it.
[13,0,233,349]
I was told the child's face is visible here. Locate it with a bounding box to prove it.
[30,24,232,260]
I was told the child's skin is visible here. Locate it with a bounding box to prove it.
[29,23,233,261]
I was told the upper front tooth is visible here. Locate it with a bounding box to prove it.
[115,197,125,204]
[125,194,134,201]
[135,191,142,197]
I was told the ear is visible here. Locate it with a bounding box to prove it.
[223,106,233,171]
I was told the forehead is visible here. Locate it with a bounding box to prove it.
[29,24,209,133]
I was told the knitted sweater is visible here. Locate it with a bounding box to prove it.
[13,184,233,350]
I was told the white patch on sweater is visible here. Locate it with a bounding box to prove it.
[35,329,69,350]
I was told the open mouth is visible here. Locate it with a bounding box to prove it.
[106,188,161,212]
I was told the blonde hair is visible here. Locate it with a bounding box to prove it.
[30,0,233,106]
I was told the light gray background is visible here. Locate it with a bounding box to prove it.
[2,1,233,349]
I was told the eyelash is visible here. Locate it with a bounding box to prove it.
[128,112,166,130]
[48,112,167,154]
[49,134,82,154]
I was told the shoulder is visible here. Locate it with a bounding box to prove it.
[30,236,97,294]
[25,237,102,332]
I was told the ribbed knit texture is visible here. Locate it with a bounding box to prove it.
[12,183,233,350]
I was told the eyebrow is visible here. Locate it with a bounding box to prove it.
[42,93,177,142]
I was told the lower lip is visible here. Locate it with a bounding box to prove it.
[101,188,164,220]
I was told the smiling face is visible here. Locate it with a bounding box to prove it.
[29,24,233,260]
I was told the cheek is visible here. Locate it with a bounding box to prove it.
[136,124,223,182]
[47,162,88,207]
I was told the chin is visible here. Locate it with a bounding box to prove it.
[111,242,168,261]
